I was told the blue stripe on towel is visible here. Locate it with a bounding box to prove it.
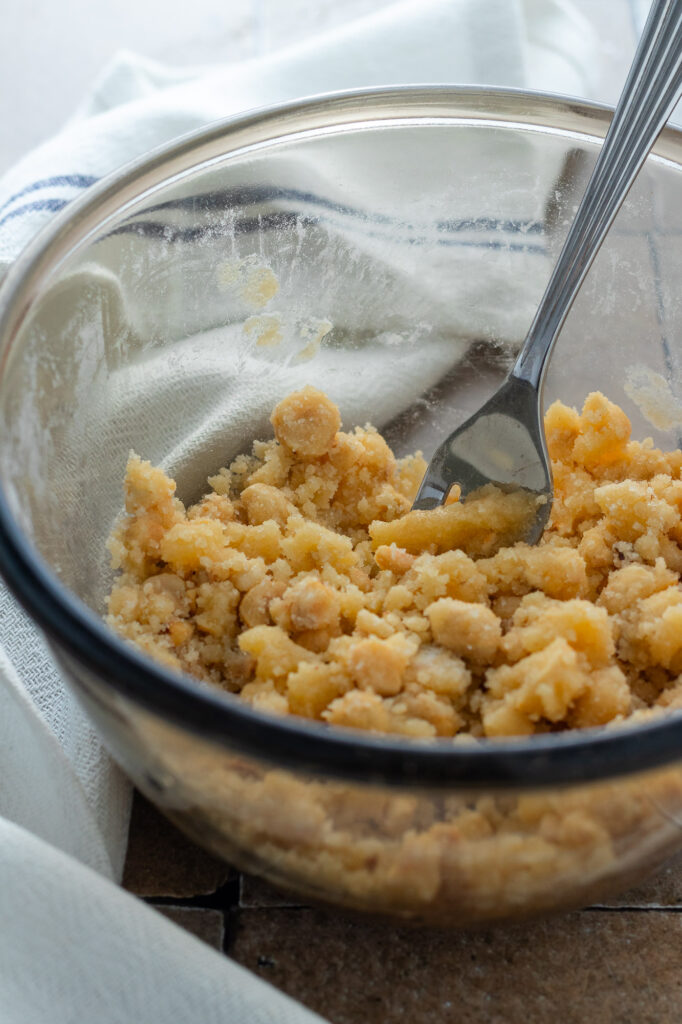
[0,175,98,216]
[0,198,71,230]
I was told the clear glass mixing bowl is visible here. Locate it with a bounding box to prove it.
[2,87,682,925]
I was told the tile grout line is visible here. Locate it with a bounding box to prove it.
[144,892,682,916]
[221,903,682,915]
[142,873,241,911]
[224,905,242,955]
[585,903,682,912]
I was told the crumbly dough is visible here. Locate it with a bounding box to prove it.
[106,385,682,740]
[216,255,279,308]
[143,725,682,923]
[624,363,682,431]
[242,314,283,348]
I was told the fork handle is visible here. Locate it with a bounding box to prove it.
[513,0,682,390]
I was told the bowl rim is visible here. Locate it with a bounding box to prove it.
[2,83,682,790]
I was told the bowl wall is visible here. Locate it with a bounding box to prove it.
[66,648,682,925]
[3,89,682,922]
[3,91,682,613]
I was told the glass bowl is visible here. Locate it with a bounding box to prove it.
[2,87,682,926]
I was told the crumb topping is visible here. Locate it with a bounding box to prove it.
[106,386,682,739]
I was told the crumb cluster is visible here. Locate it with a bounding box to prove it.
[107,386,682,739]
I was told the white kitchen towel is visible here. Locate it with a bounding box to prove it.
[0,2,600,1022]
[0,816,326,1024]
[0,0,598,268]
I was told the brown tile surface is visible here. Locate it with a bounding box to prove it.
[122,791,231,898]
[155,905,225,950]
[598,850,682,907]
[125,789,682,1022]
[230,908,682,1024]
[239,873,306,908]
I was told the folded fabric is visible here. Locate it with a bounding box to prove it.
[0,817,326,1024]
[0,0,596,269]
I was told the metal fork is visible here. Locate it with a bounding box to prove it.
[413,0,682,544]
